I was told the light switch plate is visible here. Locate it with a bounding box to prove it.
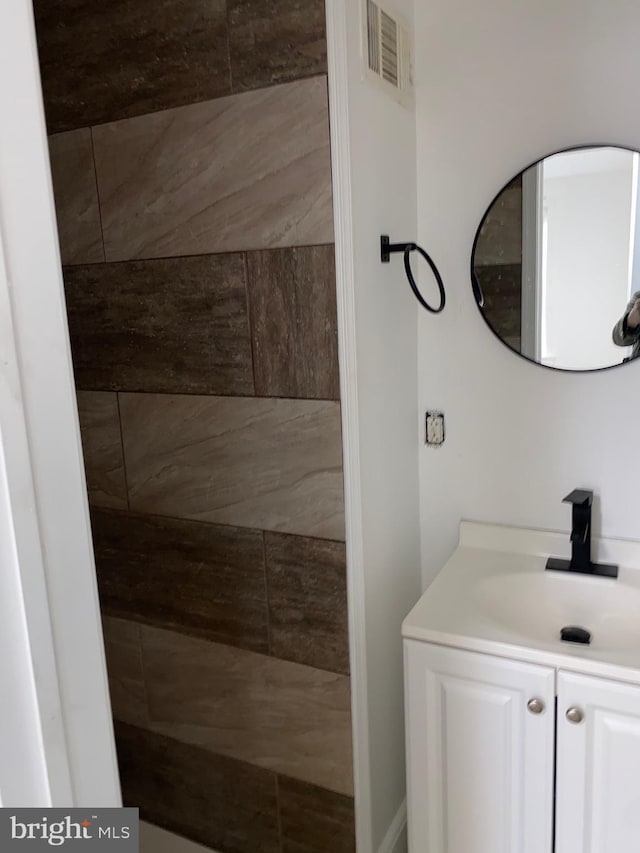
[426,411,444,446]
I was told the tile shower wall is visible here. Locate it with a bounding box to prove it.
[34,2,353,850]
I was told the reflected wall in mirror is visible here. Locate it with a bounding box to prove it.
[471,146,640,371]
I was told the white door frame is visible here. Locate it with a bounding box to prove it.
[325,2,371,848]
[0,1,120,806]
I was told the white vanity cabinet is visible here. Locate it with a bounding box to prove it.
[404,640,640,853]
[555,671,640,853]
[404,641,555,853]
[402,522,640,852]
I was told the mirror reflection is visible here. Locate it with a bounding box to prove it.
[472,146,640,371]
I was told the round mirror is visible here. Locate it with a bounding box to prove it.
[471,145,640,371]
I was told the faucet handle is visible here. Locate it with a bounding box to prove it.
[562,488,593,507]
[563,489,592,544]
[547,488,618,578]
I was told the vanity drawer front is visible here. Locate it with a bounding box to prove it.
[556,671,640,853]
[404,641,555,853]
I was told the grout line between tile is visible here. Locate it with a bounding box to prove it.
[50,74,329,138]
[115,392,131,511]
[136,622,152,730]
[76,386,339,403]
[225,3,234,94]
[105,612,350,681]
[275,774,284,853]
[89,126,107,263]
[60,243,335,270]
[262,530,274,657]
[88,504,346,544]
[242,252,261,396]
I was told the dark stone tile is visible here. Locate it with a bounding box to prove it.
[247,246,339,400]
[92,510,269,653]
[265,532,348,674]
[76,391,128,509]
[92,79,333,261]
[140,624,353,795]
[114,722,280,853]
[278,775,355,853]
[229,0,327,92]
[64,254,254,395]
[119,393,345,539]
[101,616,147,727]
[33,0,231,133]
[48,129,104,265]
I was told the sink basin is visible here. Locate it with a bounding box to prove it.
[403,522,640,676]
[471,571,640,651]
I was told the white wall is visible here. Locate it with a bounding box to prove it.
[415,0,640,585]
[327,1,421,850]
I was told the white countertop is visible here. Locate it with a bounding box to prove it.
[403,521,640,685]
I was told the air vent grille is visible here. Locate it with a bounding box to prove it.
[363,0,413,105]
[367,0,381,75]
[379,10,399,87]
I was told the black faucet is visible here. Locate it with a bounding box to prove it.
[546,489,618,578]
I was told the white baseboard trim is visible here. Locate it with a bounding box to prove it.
[377,799,407,853]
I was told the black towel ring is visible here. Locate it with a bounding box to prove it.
[380,235,446,314]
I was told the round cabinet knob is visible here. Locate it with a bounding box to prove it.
[566,707,584,724]
[527,698,545,714]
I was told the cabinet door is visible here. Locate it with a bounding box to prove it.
[404,641,555,853]
[556,671,640,853]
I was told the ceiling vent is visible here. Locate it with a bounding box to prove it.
[363,0,414,107]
